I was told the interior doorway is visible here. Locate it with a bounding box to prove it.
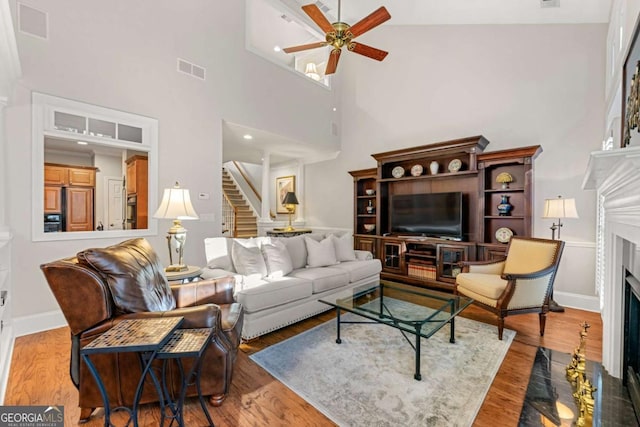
[104,176,125,230]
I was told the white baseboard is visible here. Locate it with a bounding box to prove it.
[0,325,14,404]
[553,291,600,312]
[13,309,66,337]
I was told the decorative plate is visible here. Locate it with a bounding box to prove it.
[410,164,423,177]
[448,159,462,173]
[392,166,405,178]
[495,227,514,244]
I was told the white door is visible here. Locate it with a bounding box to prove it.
[105,176,125,230]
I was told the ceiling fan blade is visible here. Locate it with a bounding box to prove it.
[325,49,342,75]
[282,41,327,54]
[347,6,391,38]
[302,4,334,34]
[348,42,388,61]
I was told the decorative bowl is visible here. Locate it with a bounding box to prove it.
[363,224,375,232]
[365,189,375,195]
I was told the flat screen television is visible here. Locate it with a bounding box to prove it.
[390,192,463,239]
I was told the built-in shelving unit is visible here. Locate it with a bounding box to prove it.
[350,136,540,291]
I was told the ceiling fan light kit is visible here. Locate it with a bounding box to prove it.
[283,1,391,75]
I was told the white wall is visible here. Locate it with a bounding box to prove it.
[305,23,606,299]
[5,0,338,322]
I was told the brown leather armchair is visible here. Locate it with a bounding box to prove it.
[40,238,244,423]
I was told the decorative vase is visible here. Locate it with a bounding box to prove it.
[430,161,439,175]
[366,200,374,214]
[497,195,513,216]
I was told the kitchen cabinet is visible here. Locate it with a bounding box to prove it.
[44,186,62,213]
[66,187,94,232]
[125,155,148,229]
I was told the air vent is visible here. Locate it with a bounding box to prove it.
[280,14,293,23]
[177,58,206,81]
[540,0,560,8]
[315,1,330,13]
[18,3,48,40]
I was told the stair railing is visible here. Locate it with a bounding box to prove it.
[222,192,237,237]
[232,161,276,220]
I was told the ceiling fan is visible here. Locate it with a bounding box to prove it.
[283,1,391,75]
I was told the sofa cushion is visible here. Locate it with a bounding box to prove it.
[305,236,338,267]
[204,237,235,272]
[261,240,293,278]
[332,259,382,283]
[76,238,176,314]
[232,240,267,278]
[332,233,357,262]
[277,234,324,270]
[290,267,349,293]
[235,277,312,313]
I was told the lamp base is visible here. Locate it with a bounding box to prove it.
[549,298,565,313]
[165,264,188,272]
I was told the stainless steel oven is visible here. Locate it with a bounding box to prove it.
[126,194,137,229]
[44,213,63,232]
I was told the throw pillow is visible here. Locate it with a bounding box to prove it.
[305,235,338,268]
[231,240,268,278]
[76,238,176,315]
[261,240,293,278]
[332,233,356,262]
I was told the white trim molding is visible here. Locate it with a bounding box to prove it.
[583,146,640,378]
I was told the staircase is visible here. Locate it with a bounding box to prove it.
[222,169,258,238]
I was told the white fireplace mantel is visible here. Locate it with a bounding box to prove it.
[583,146,640,378]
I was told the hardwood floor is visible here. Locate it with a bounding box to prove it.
[4,305,602,426]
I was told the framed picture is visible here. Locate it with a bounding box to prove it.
[276,175,296,214]
[622,18,640,147]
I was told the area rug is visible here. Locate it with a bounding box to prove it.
[250,297,515,427]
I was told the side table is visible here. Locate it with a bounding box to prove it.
[266,228,312,237]
[157,328,215,427]
[165,266,203,284]
[81,317,183,427]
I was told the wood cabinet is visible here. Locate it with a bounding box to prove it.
[44,165,67,185]
[125,155,148,229]
[68,167,96,187]
[44,186,62,213]
[477,146,541,246]
[349,136,539,290]
[43,163,96,232]
[65,187,94,232]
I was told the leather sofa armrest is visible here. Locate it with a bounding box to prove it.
[119,304,221,329]
[171,276,236,308]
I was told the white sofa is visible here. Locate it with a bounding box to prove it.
[202,233,382,340]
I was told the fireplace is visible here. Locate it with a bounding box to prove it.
[624,270,640,417]
[583,146,640,379]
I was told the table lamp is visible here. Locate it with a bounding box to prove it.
[153,182,198,272]
[542,196,579,240]
[282,191,299,231]
[542,195,578,312]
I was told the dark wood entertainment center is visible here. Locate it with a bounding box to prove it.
[349,135,541,291]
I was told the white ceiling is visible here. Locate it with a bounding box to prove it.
[227,0,613,166]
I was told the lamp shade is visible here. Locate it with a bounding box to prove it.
[542,196,579,219]
[304,62,320,81]
[153,182,199,220]
[282,191,299,205]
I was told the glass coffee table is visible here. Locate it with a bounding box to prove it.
[319,280,473,380]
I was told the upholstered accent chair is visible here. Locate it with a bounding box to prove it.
[455,236,565,340]
[41,238,243,423]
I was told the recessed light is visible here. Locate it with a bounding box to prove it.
[273,46,281,52]
[77,141,88,145]
[243,134,253,140]
[332,107,337,112]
